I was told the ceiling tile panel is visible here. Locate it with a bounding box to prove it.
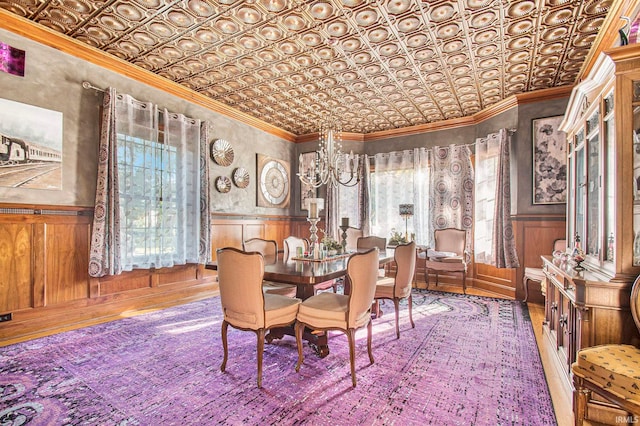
[0,0,616,135]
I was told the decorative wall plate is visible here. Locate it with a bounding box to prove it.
[210,139,234,166]
[256,154,290,208]
[215,176,232,193]
[233,167,250,188]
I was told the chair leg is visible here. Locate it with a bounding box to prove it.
[257,329,265,388]
[573,376,590,425]
[523,276,530,302]
[424,268,429,290]
[347,328,357,387]
[408,293,415,329]
[462,271,466,294]
[295,321,304,372]
[393,298,400,339]
[220,320,229,372]
[367,320,374,365]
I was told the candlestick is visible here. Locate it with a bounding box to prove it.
[340,224,349,254]
[308,217,320,257]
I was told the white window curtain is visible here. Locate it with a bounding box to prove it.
[326,153,365,241]
[474,134,500,264]
[89,90,209,277]
[369,148,430,245]
[473,129,519,268]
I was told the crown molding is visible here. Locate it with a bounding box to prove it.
[0,9,574,145]
[296,86,573,143]
[0,10,298,143]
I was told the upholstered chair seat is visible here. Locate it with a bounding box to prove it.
[424,228,469,293]
[295,248,379,387]
[217,247,301,388]
[243,237,297,298]
[572,275,640,423]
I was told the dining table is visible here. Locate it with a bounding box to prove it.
[206,248,395,357]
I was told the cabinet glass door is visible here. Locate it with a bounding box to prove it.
[633,81,640,265]
[575,130,586,247]
[604,93,615,263]
[586,111,600,257]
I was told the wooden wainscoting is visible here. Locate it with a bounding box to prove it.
[210,213,320,260]
[513,214,566,303]
[0,204,217,346]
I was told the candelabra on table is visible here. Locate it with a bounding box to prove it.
[340,225,349,253]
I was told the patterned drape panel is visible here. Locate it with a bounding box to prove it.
[89,90,208,276]
[429,145,474,252]
[493,130,520,268]
[198,122,211,264]
[89,87,121,278]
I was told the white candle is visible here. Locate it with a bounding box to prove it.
[310,201,317,219]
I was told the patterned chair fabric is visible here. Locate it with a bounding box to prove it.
[571,275,640,422]
[217,247,301,388]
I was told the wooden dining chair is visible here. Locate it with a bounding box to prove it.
[295,248,379,387]
[357,235,387,277]
[283,236,307,261]
[217,247,301,388]
[374,241,416,339]
[243,238,297,297]
[424,228,470,294]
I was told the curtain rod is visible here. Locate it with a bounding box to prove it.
[82,81,106,92]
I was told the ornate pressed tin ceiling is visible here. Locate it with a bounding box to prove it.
[0,0,614,136]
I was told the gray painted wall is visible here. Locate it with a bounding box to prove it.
[0,28,568,218]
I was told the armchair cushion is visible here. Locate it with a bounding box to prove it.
[263,293,301,328]
[572,344,640,407]
[375,276,411,299]
[296,292,349,329]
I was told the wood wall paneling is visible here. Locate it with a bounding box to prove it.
[0,222,32,312]
[514,216,566,302]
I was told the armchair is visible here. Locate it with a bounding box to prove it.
[424,228,470,294]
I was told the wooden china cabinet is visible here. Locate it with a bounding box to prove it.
[541,44,640,420]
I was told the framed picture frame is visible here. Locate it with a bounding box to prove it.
[299,151,318,210]
[532,115,567,204]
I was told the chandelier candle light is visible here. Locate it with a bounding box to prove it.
[298,115,361,188]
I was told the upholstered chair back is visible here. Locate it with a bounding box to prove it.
[434,228,466,255]
[217,247,266,330]
[347,248,379,327]
[393,241,416,298]
[243,238,278,262]
[283,236,307,261]
[357,236,386,251]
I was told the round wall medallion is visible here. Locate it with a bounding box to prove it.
[210,139,234,166]
[215,176,232,193]
[233,167,250,188]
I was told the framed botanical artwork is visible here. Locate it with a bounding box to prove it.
[532,115,567,204]
[299,151,318,210]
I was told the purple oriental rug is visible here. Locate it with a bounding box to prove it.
[0,291,557,425]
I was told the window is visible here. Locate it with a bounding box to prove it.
[338,174,361,229]
[474,137,500,264]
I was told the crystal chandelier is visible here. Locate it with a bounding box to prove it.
[297,116,361,188]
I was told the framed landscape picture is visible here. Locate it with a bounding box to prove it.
[532,115,567,204]
[299,151,317,210]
